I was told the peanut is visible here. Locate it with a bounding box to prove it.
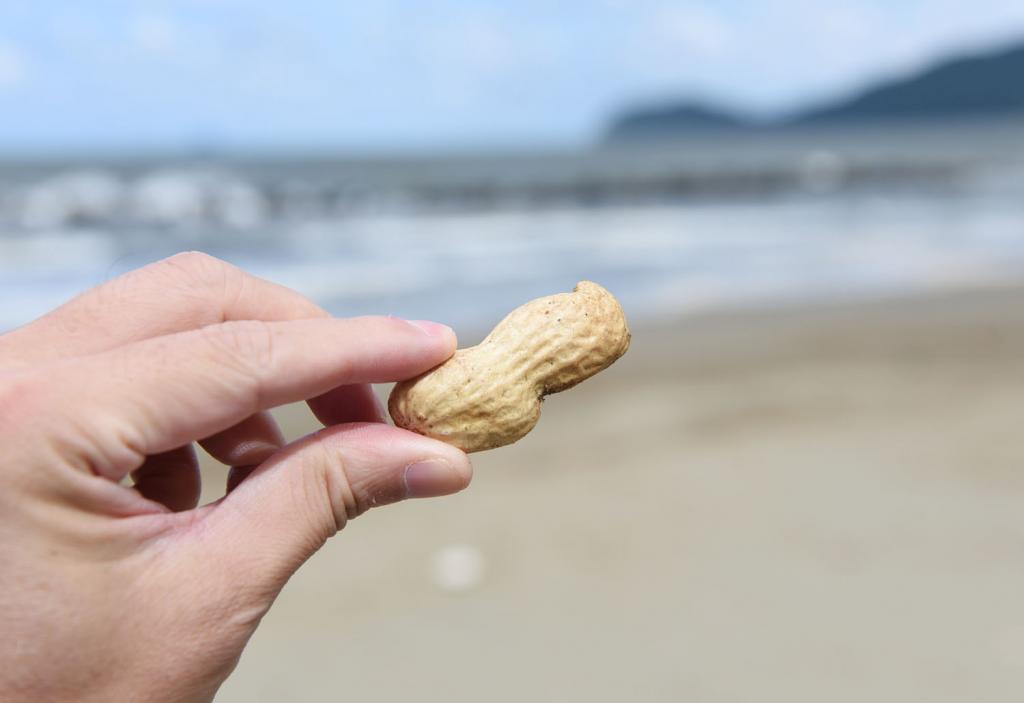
[388,281,630,452]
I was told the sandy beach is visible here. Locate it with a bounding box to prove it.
[210,287,1024,702]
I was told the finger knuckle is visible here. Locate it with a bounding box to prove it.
[0,370,65,482]
[198,322,277,412]
[310,431,360,531]
[210,319,276,368]
[163,251,242,298]
[165,250,227,277]
[0,369,45,430]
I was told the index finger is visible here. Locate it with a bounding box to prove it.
[2,252,327,367]
[40,316,456,481]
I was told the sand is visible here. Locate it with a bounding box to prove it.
[210,287,1024,702]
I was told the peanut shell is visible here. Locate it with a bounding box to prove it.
[388,281,630,452]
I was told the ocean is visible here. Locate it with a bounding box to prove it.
[2,117,1024,336]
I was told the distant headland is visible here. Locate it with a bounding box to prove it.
[606,40,1024,142]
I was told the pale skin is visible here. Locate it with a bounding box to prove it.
[0,252,473,702]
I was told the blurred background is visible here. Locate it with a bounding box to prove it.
[4,1,1024,701]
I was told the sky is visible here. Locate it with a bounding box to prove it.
[1,0,1024,153]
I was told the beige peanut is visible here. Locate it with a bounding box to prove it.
[388,281,630,452]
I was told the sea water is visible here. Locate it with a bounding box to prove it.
[1,118,1023,335]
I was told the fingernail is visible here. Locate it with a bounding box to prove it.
[406,319,451,337]
[404,458,462,498]
[229,439,281,467]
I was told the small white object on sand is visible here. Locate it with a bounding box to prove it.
[430,544,484,593]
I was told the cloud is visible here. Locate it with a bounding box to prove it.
[407,6,562,109]
[0,40,28,89]
[652,3,734,60]
[127,13,180,56]
[4,0,1024,149]
[603,0,1024,115]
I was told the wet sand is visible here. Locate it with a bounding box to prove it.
[212,287,1024,702]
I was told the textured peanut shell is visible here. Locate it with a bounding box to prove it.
[388,281,630,452]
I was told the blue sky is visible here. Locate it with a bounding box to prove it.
[1,0,1023,153]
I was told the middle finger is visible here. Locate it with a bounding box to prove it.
[199,411,285,467]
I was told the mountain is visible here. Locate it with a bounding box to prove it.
[605,40,1024,142]
[796,43,1024,123]
[604,102,748,142]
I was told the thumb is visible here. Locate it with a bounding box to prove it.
[194,422,472,595]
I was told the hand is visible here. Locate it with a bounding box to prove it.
[0,252,472,702]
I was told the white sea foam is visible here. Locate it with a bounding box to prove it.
[3,191,1024,334]
[2,125,1024,333]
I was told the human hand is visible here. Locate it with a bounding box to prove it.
[0,252,472,702]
